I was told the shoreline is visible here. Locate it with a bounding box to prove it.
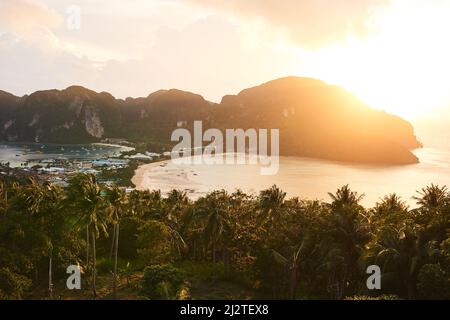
[129,148,450,208]
[92,142,135,152]
[131,159,170,190]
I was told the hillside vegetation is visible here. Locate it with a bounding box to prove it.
[1,175,449,300]
[0,77,421,164]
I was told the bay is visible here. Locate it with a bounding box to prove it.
[0,142,130,167]
[132,147,450,208]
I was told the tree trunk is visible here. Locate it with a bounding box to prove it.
[289,266,297,300]
[407,279,416,300]
[92,230,97,299]
[224,248,230,274]
[86,224,90,266]
[35,267,39,283]
[212,238,216,279]
[113,223,119,300]
[109,224,117,260]
[48,247,53,299]
[193,239,197,261]
[222,249,226,269]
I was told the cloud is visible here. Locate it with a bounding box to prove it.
[0,13,297,102]
[0,32,96,95]
[88,15,296,101]
[185,0,389,48]
[0,0,63,37]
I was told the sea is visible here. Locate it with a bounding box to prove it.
[2,139,449,208]
[0,142,130,167]
[132,146,450,208]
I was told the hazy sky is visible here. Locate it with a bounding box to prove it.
[1,0,450,122]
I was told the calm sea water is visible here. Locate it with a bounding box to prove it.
[133,147,450,208]
[0,143,129,167]
[3,142,450,208]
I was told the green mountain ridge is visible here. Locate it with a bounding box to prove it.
[0,77,421,164]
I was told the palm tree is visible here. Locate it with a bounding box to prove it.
[326,185,368,298]
[67,174,108,298]
[413,184,449,243]
[271,238,311,299]
[367,223,430,299]
[198,191,231,278]
[106,185,128,299]
[205,208,223,277]
[165,189,189,225]
[413,184,448,210]
[372,194,409,227]
[17,179,62,298]
[376,194,408,214]
[129,189,163,219]
[258,185,286,223]
[181,207,204,261]
[328,185,365,210]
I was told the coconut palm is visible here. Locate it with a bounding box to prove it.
[326,185,369,298]
[271,238,311,299]
[105,185,128,299]
[413,184,450,243]
[197,191,231,278]
[328,185,365,210]
[258,185,286,223]
[67,174,108,298]
[367,223,432,299]
[165,189,189,224]
[376,194,408,214]
[413,184,449,210]
[12,179,62,298]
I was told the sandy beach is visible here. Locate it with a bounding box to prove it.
[130,148,450,207]
[132,160,168,190]
[132,159,209,198]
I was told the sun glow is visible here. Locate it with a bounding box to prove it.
[297,0,450,120]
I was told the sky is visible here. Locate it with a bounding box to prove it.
[1,0,450,124]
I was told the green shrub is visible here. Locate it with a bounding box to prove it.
[177,282,191,300]
[96,258,114,274]
[179,261,227,281]
[417,264,450,299]
[0,268,32,300]
[141,264,185,299]
[137,220,175,265]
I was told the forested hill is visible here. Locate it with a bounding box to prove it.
[0,77,421,164]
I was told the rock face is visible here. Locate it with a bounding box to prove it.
[0,86,212,144]
[214,77,421,164]
[0,77,422,164]
[83,106,104,138]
